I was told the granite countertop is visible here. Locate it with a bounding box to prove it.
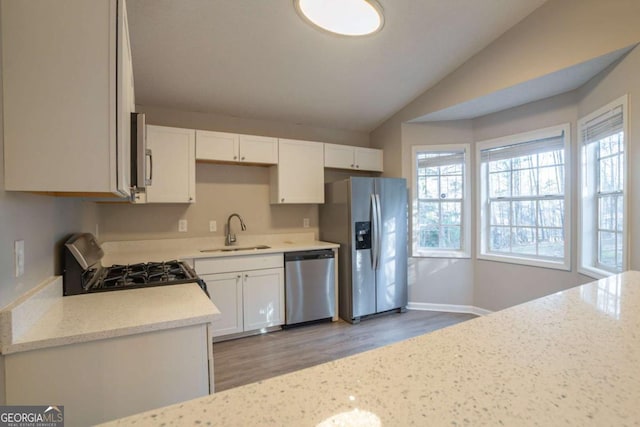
[100,233,339,265]
[102,271,640,426]
[1,280,219,355]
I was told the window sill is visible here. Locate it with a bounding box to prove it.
[412,250,471,259]
[477,253,570,271]
[577,266,617,280]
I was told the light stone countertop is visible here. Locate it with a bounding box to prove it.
[101,271,640,426]
[100,233,339,265]
[1,282,219,355]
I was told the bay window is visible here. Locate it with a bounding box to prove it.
[477,124,571,270]
[578,95,628,277]
[412,144,471,258]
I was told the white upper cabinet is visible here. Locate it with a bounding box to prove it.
[270,139,324,204]
[196,131,278,165]
[324,143,383,172]
[141,126,196,204]
[1,0,134,197]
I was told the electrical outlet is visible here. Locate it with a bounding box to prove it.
[209,220,217,232]
[14,240,24,277]
[178,219,188,232]
[303,218,310,228]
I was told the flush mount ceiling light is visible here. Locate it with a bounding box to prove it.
[294,0,384,37]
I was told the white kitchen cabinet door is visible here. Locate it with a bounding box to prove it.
[202,272,244,337]
[243,268,285,331]
[355,147,384,172]
[144,126,196,203]
[1,0,134,197]
[239,134,278,164]
[270,139,324,204]
[196,131,277,165]
[324,143,356,169]
[196,130,239,162]
[324,143,383,172]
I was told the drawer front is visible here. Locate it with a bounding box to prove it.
[194,253,283,274]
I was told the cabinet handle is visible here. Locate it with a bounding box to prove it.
[245,274,249,278]
[281,198,285,202]
[241,156,245,161]
[356,165,360,168]
[233,155,237,160]
[351,164,354,168]
[237,275,241,279]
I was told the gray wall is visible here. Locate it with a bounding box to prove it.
[371,0,640,312]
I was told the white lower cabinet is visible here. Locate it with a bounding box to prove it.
[196,254,284,339]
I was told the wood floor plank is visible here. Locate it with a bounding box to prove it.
[213,310,475,391]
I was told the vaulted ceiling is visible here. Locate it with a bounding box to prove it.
[127,0,549,132]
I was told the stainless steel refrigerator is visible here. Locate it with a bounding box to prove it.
[319,177,408,323]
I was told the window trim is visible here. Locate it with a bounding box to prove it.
[475,123,572,271]
[411,143,471,259]
[577,95,628,279]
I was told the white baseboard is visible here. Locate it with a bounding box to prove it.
[407,302,492,317]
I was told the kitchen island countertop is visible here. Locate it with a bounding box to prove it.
[0,279,219,355]
[101,271,640,426]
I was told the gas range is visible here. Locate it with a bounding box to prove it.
[63,234,208,297]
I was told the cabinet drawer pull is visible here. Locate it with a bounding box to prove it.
[241,156,245,161]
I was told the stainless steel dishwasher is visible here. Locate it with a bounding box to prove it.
[284,249,335,325]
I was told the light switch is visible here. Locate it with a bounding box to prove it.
[303,218,310,228]
[178,219,188,232]
[14,240,25,277]
[209,220,217,232]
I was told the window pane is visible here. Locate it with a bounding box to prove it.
[599,136,621,157]
[512,200,535,227]
[512,227,536,255]
[538,228,564,258]
[539,166,564,195]
[490,201,510,226]
[598,231,617,268]
[441,202,461,225]
[441,163,462,175]
[418,201,439,225]
[419,227,439,249]
[441,226,461,250]
[489,172,511,197]
[539,150,564,167]
[598,196,616,230]
[616,195,624,232]
[512,168,537,197]
[423,176,440,199]
[616,233,623,271]
[512,154,537,170]
[441,175,463,199]
[599,156,620,192]
[489,159,510,172]
[489,226,510,252]
[539,200,564,228]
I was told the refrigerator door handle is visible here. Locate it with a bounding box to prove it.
[371,194,379,270]
[375,194,382,269]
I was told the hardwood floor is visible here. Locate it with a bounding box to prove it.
[213,310,476,392]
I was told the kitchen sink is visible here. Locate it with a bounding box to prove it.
[200,245,271,253]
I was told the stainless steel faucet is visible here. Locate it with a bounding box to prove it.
[225,213,246,246]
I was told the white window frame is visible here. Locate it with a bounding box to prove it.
[578,95,628,279]
[476,123,571,271]
[411,144,471,258]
